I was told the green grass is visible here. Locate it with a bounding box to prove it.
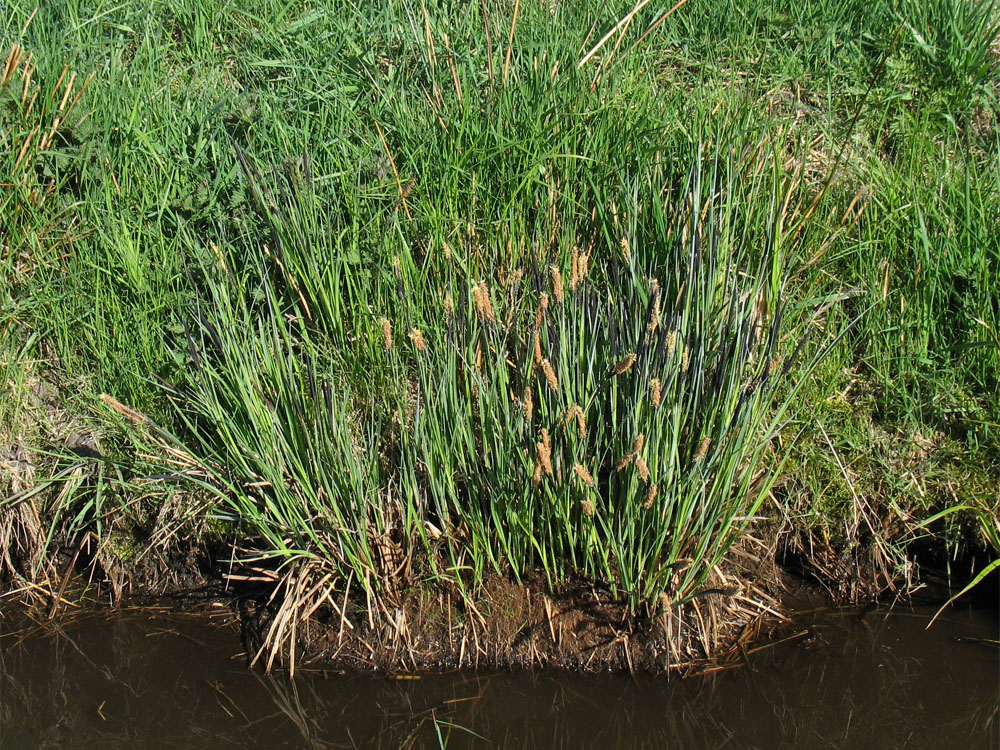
[2,0,998,631]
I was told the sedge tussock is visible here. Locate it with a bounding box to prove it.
[644,483,658,509]
[650,378,662,407]
[550,265,564,304]
[612,353,637,375]
[635,456,650,483]
[380,317,393,350]
[541,358,559,391]
[573,463,595,487]
[408,328,427,351]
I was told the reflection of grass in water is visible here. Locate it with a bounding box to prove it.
[0,608,997,748]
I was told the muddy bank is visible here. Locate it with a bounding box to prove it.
[3,531,973,676]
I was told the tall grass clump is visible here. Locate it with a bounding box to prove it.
[404,143,843,610]
[146,1,860,627]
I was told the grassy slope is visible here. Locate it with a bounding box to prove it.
[2,0,998,619]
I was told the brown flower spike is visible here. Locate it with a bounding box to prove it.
[380,317,393,350]
[612,353,637,375]
[408,328,427,351]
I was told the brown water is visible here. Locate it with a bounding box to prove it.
[1,604,996,749]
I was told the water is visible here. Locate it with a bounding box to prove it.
[1,604,996,748]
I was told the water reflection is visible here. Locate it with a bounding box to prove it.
[1,605,996,748]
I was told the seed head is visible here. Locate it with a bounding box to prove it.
[523,386,534,421]
[473,281,496,323]
[643,483,658,509]
[681,344,690,373]
[647,280,661,334]
[532,462,542,486]
[564,403,587,437]
[541,359,559,392]
[613,353,637,376]
[650,378,662,407]
[380,317,393,350]
[408,328,427,352]
[580,498,595,516]
[578,252,589,279]
[573,463,595,487]
[534,292,549,330]
[570,248,580,290]
[666,331,677,358]
[550,265,564,305]
[635,456,650,483]
[769,356,782,376]
[533,330,543,366]
[693,436,712,464]
[536,436,553,477]
[632,433,645,454]
[615,452,635,472]
[444,293,454,323]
